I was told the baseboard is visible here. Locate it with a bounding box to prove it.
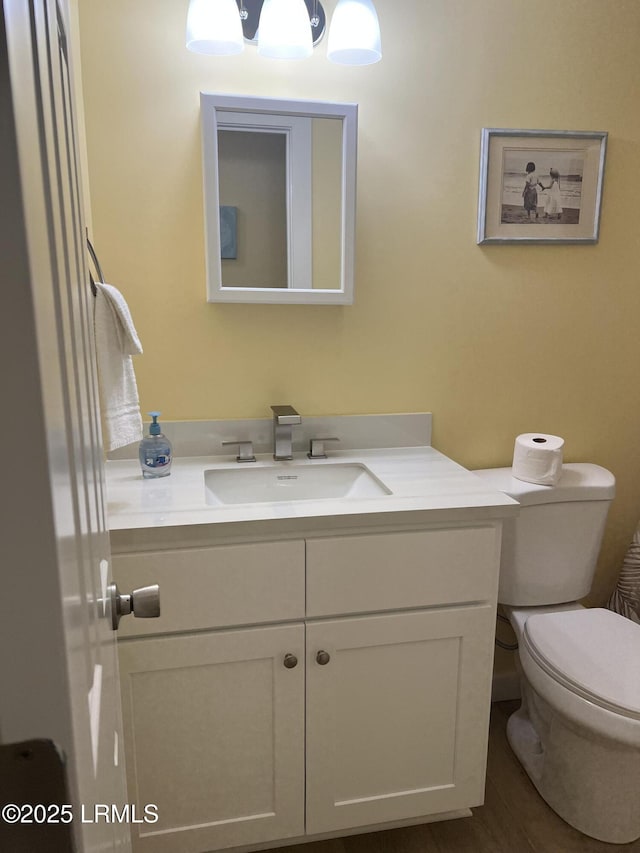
[492,671,521,703]
[222,809,473,852]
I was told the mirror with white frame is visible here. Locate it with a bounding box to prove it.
[201,94,357,305]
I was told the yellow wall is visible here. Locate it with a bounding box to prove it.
[78,0,640,603]
[312,117,342,288]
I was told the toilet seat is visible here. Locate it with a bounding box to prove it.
[523,608,640,720]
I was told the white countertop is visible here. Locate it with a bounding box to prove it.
[106,446,518,533]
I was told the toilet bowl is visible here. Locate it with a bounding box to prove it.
[506,605,640,844]
[473,464,640,843]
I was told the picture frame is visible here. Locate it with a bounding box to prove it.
[477,128,607,245]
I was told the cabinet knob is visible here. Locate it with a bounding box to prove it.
[316,650,331,665]
[283,653,298,669]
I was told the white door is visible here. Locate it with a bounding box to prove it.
[1,1,130,851]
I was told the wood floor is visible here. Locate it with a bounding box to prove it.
[271,700,640,853]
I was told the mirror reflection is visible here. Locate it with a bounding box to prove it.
[201,94,357,305]
[218,129,288,288]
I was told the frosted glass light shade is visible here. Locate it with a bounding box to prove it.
[186,0,244,56]
[327,0,381,65]
[258,0,313,59]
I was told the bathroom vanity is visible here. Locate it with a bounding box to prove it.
[107,416,517,853]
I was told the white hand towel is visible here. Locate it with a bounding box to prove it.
[94,282,143,451]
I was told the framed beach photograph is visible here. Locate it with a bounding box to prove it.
[477,128,607,244]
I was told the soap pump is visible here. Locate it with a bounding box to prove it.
[139,412,173,479]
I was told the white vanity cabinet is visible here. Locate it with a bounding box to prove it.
[112,521,502,853]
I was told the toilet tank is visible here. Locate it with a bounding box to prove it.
[473,463,615,606]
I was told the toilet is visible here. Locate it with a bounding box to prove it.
[474,463,640,844]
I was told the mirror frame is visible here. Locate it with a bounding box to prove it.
[201,93,357,305]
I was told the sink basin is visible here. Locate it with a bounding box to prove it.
[204,463,391,506]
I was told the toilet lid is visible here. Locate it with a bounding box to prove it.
[523,608,640,719]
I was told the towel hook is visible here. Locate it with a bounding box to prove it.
[86,234,105,296]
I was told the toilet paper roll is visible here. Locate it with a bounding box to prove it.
[512,433,564,486]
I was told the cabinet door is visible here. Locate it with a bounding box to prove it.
[306,606,495,835]
[118,624,304,853]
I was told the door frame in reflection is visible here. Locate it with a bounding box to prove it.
[216,112,312,291]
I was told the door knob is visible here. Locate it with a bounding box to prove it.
[283,653,298,669]
[316,650,331,665]
[108,582,160,630]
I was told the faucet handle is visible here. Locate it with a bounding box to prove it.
[307,437,340,460]
[222,440,256,463]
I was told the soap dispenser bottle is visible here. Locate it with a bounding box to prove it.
[139,412,173,478]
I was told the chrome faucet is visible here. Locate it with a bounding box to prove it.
[271,405,301,460]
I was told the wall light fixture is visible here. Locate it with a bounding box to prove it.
[186,0,382,65]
